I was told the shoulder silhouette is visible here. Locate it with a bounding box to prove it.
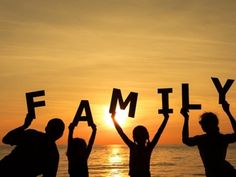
[0,113,65,177]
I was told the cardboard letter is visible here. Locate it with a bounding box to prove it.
[73,100,94,126]
[211,77,234,104]
[109,88,138,117]
[182,84,201,111]
[25,90,46,119]
[158,88,173,114]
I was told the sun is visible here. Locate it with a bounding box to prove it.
[104,106,129,128]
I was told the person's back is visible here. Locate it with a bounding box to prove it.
[181,101,236,177]
[67,122,97,177]
[0,114,65,177]
[129,143,152,177]
[67,138,89,177]
[195,133,234,176]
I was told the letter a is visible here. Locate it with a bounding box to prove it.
[73,100,94,126]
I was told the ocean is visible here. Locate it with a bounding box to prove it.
[1,144,236,177]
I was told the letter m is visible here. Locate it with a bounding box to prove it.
[109,88,138,118]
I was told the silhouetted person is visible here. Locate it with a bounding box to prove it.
[0,113,65,177]
[111,112,169,177]
[67,122,97,177]
[181,101,236,177]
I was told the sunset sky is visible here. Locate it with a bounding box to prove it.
[1,0,236,145]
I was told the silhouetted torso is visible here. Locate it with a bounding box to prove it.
[129,143,153,177]
[67,153,88,177]
[0,129,59,177]
[111,113,169,177]
[193,132,236,177]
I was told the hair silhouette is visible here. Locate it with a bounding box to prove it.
[111,112,169,177]
[67,122,96,177]
[0,113,65,177]
[46,118,65,141]
[181,100,236,177]
[133,125,150,145]
[199,112,219,133]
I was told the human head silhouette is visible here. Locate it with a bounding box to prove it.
[69,138,87,157]
[199,112,219,134]
[45,118,65,141]
[133,125,149,145]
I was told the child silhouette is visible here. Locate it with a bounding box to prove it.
[67,122,97,177]
[181,100,236,177]
[111,112,169,177]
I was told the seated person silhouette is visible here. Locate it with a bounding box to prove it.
[111,112,169,177]
[0,113,65,177]
[181,101,236,177]
[67,121,97,177]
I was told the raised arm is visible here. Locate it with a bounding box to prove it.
[149,113,169,148]
[67,122,76,156]
[111,113,133,147]
[2,113,33,145]
[222,101,236,134]
[180,108,197,146]
[86,123,97,158]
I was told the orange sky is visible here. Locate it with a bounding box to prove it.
[0,0,236,145]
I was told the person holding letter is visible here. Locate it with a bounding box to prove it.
[111,112,169,177]
[181,101,236,177]
[0,113,65,177]
[67,121,97,177]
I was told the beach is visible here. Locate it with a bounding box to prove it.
[1,144,236,177]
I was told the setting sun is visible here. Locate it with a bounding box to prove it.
[104,107,129,128]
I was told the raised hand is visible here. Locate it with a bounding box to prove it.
[163,112,169,119]
[222,100,230,114]
[23,113,34,129]
[68,122,76,131]
[91,123,97,131]
[111,112,116,120]
[180,108,189,119]
[221,100,236,134]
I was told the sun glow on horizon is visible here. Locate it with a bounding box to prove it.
[104,107,129,128]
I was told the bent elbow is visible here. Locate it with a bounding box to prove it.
[2,135,14,145]
[182,138,194,146]
[182,139,188,145]
[2,136,9,144]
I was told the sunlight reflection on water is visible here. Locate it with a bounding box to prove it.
[109,147,122,163]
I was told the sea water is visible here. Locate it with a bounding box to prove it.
[1,144,236,177]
